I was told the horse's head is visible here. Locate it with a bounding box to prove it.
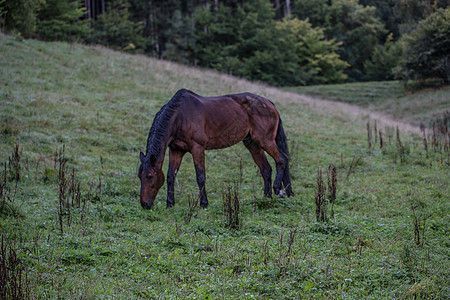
[138,152,165,209]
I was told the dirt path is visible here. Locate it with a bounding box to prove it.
[296,93,421,134]
[261,87,422,135]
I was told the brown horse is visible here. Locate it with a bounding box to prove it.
[138,89,293,209]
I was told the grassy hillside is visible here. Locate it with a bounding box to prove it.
[1,34,449,299]
[286,81,450,127]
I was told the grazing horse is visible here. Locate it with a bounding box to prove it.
[138,89,293,209]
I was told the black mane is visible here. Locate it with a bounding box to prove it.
[144,89,188,165]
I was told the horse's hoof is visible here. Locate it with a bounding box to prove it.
[277,190,286,198]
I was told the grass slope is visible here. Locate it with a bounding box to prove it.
[1,34,449,299]
[286,81,450,127]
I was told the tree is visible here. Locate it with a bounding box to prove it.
[397,8,450,84]
[193,0,347,86]
[162,9,195,63]
[0,0,43,37]
[272,17,348,85]
[364,33,403,81]
[89,0,144,51]
[193,2,244,74]
[85,0,106,20]
[327,0,387,81]
[37,0,89,41]
[128,0,204,57]
[293,0,386,81]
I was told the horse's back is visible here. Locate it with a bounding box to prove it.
[170,90,280,149]
[175,89,276,115]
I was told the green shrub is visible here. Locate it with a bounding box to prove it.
[397,8,450,85]
[364,33,403,81]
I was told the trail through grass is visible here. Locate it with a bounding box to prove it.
[286,81,449,127]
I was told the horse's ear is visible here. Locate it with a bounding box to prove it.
[139,152,145,162]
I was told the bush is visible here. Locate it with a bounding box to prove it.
[364,33,403,81]
[397,8,450,85]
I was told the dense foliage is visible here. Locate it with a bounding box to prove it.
[36,0,89,41]
[397,8,450,84]
[193,1,348,85]
[1,0,449,85]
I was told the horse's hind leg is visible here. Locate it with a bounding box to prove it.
[243,136,272,197]
[282,162,294,196]
[260,141,287,197]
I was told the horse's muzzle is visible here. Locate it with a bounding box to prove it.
[140,199,154,209]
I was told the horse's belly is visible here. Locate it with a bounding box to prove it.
[205,123,249,150]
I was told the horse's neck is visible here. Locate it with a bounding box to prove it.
[146,99,180,167]
[147,127,171,168]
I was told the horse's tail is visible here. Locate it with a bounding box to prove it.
[275,118,294,196]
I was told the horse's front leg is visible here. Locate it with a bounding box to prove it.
[191,145,208,208]
[167,148,185,208]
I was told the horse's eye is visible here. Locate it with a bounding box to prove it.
[147,173,154,180]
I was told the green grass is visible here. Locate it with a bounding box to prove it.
[1,34,449,299]
[285,81,450,126]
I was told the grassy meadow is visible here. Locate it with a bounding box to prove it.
[285,81,449,127]
[1,34,449,299]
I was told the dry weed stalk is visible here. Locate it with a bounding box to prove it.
[286,227,298,257]
[57,146,68,234]
[8,145,21,183]
[420,123,428,153]
[69,168,81,208]
[346,155,362,180]
[379,130,384,149]
[366,122,372,149]
[396,126,403,149]
[374,120,378,143]
[0,163,10,207]
[315,168,327,222]
[396,126,407,163]
[0,237,30,299]
[56,146,82,234]
[431,111,449,152]
[411,203,426,247]
[276,228,299,276]
[184,192,199,225]
[327,164,337,218]
[223,182,240,229]
[386,127,394,145]
[2,145,22,200]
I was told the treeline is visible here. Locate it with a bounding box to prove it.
[1,0,449,86]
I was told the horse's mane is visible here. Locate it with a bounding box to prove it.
[144,89,189,164]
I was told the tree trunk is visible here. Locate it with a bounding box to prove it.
[284,0,291,17]
[85,0,91,19]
